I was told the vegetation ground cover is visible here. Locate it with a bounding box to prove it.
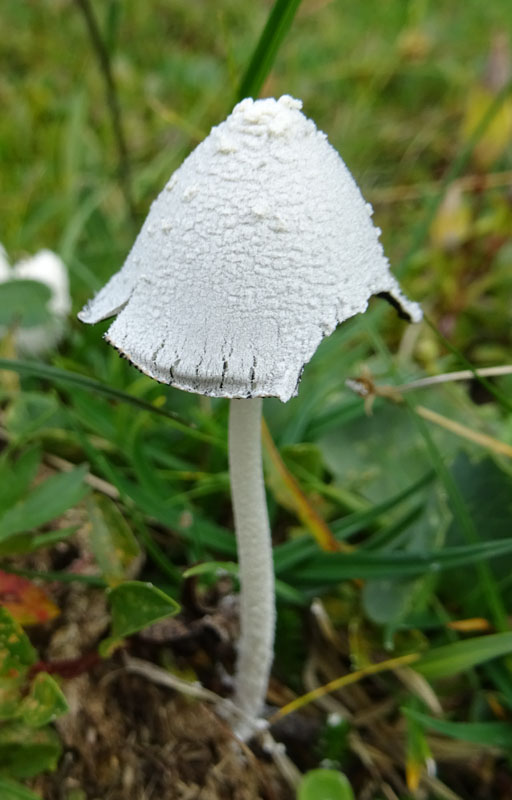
[0,1,511,798]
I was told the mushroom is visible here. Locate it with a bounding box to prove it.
[79,95,421,740]
[0,248,71,355]
[0,244,10,282]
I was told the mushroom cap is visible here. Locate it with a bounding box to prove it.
[79,96,421,402]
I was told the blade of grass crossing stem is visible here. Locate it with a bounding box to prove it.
[236,0,304,101]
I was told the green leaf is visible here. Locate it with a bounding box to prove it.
[20,673,68,728]
[97,465,236,557]
[445,455,512,604]
[415,633,512,679]
[0,280,52,328]
[273,472,433,575]
[87,495,140,585]
[403,707,512,749]
[0,465,88,541]
[363,578,418,626]
[0,526,79,557]
[0,607,36,719]
[236,0,303,101]
[0,777,42,800]
[108,581,180,640]
[4,392,62,440]
[0,359,212,444]
[0,721,61,778]
[297,769,355,800]
[0,448,41,514]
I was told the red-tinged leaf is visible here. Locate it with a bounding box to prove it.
[0,572,59,626]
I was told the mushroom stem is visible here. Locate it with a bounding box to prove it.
[229,397,275,740]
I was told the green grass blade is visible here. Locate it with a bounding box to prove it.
[236,0,304,101]
[0,358,221,445]
[0,466,89,541]
[273,472,433,575]
[403,707,512,749]
[414,632,512,679]
[0,777,43,800]
[286,539,512,585]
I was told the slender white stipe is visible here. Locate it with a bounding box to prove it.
[229,398,275,740]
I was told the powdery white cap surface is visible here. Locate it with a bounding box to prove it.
[79,96,422,402]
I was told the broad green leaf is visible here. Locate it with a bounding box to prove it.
[0,465,88,541]
[363,578,418,626]
[415,633,512,679]
[108,581,180,640]
[297,769,355,800]
[0,777,42,800]
[87,495,140,585]
[0,607,36,719]
[20,673,68,728]
[445,455,512,604]
[403,707,512,749]
[0,721,61,778]
[0,281,52,328]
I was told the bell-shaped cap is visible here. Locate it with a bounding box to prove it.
[79,96,421,402]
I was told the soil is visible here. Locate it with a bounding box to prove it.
[32,670,292,800]
[20,534,294,800]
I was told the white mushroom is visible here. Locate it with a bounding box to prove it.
[0,244,10,282]
[0,248,71,355]
[79,95,421,740]
[14,250,71,319]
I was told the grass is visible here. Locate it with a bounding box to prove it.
[0,0,512,798]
